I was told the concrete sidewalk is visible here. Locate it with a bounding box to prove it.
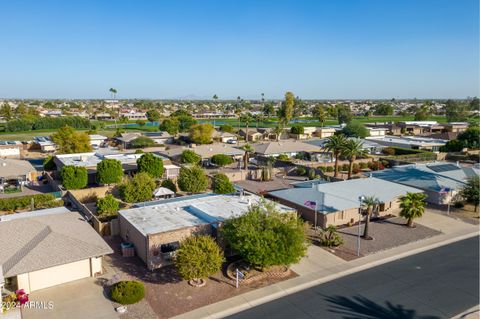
[172,211,479,319]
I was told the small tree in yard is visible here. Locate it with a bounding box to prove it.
[161,179,177,193]
[319,225,344,247]
[399,192,427,227]
[212,173,234,194]
[461,176,480,213]
[181,150,201,164]
[137,153,164,178]
[96,194,120,217]
[189,123,214,144]
[43,155,56,171]
[178,166,208,193]
[120,172,156,203]
[61,166,88,190]
[175,235,225,286]
[211,154,234,167]
[222,202,308,269]
[96,159,123,185]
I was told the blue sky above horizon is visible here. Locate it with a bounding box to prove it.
[0,0,478,100]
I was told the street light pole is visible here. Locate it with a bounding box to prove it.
[357,196,365,257]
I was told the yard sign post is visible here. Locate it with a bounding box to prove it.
[357,196,365,257]
[235,268,244,288]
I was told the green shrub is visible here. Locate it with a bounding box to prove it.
[61,166,88,190]
[0,194,62,212]
[96,194,119,217]
[211,154,234,167]
[43,155,56,171]
[135,149,144,154]
[129,136,155,148]
[111,281,145,305]
[296,167,306,176]
[454,202,464,209]
[319,225,344,248]
[137,153,164,178]
[341,164,349,171]
[212,173,235,194]
[308,168,316,180]
[178,166,208,193]
[290,125,304,134]
[326,166,334,172]
[175,236,225,282]
[219,124,234,133]
[277,154,289,161]
[119,172,155,203]
[359,162,368,169]
[181,150,202,164]
[96,159,123,185]
[161,179,177,193]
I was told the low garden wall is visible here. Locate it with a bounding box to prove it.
[67,190,119,236]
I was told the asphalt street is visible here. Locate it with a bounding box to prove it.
[227,237,480,319]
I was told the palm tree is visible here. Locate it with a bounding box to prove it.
[341,139,367,179]
[242,143,254,170]
[324,135,347,178]
[240,113,253,142]
[109,88,117,99]
[399,192,427,227]
[261,93,265,103]
[361,196,379,240]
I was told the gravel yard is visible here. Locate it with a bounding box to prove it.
[101,236,297,319]
[318,216,442,261]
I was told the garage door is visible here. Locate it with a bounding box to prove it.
[28,259,91,291]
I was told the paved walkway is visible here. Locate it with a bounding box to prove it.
[172,210,479,319]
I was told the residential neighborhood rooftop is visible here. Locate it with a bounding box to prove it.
[0,207,113,277]
[252,140,321,155]
[369,163,480,192]
[269,177,422,214]
[366,135,448,147]
[119,193,295,236]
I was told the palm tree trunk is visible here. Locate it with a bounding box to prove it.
[362,208,372,239]
[348,160,353,179]
[407,217,413,227]
[334,153,339,178]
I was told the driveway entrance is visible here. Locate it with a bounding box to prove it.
[22,278,118,319]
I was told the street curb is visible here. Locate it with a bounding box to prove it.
[175,231,479,319]
[450,305,480,319]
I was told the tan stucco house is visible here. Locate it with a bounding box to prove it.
[0,207,112,293]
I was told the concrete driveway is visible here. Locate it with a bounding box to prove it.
[22,278,118,319]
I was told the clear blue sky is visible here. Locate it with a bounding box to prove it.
[0,0,478,100]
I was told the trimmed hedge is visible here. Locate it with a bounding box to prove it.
[111,281,145,305]
[0,194,63,212]
[6,116,91,132]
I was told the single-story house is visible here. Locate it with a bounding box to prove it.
[369,163,479,204]
[238,129,263,142]
[366,135,447,152]
[252,140,321,157]
[290,127,317,140]
[143,131,174,145]
[89,134,108,148]
[314,127,337,138]
[269,177,422,228]
[0,159,37,193]
[213,131,237,143]
[0,207,112,293]
[114,133,142,148]
[118,193,294,269]
[0,141,23,158]
[32,136,56,152]
[159,144,244,165]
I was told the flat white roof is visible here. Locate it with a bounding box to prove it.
[55,151,143,167]
[119,193,295,236]
[366,135,447,147]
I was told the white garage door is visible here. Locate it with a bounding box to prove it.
[28,259,91,291]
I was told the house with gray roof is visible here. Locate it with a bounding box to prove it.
[0,207,112,293]
[118,193,294,269]
[369,163,480,204]
[252,140,321,157]
[269,177,422,228]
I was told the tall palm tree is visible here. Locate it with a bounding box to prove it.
[341,139,367,179]
[109,88,117,99]
[324,135,347,178]
[242,143,254,170]
[361,196,379,240]
[399,192,427,227]
[240,113,253,142]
